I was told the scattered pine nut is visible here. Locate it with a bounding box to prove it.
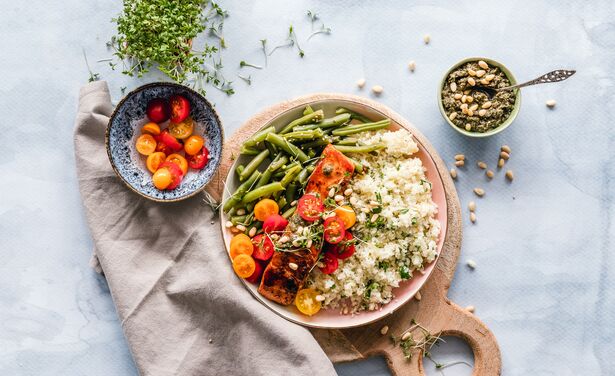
[334,194,344,202]
[277,235,287,243]
[501,145,511,154]
[485,74,495,81]
[465,123,472,131]
[371,214,380,222]
[476,69,486,78]
[546,99,556,108]
[372,85,384,95]
[466,259,477,269]
[478,109,487,117]
[478,60,489,70]
[450,82,457,92]
[356,78,366,89]
[291,200,297,206]
[423,34,431,44]
[468,69,477,77]
[328,187,335,198]
[248,227,257,237]
[449,112,458,121]
[466,95,474,103]
[306,239,313,248]
[235,224,247,232]
[469,104,479,112]
[415,291,422,301]
[455,160,465,167]
[477,161,487,169]
[500,151,510,160]
[498,158,505,168]
[482,101,492,109]
[473,188,485,197]
[236,208,246,215]
[468,201,476,212]
[467,109,474,117]
[468,77,476,86]
[380,325,389,335]
[480,79,489,85]
[230,226,241,234]
[486,170,494,179]
[225,221,233,228]
[454,154,465,161]
[408,60,416,72]
[344,188,353,196]
[288,262,298,271]
[470,212,477,223]
[401,332,412,341]
[315,294,325,302]
[466,305,475,313]
[454,93,463,100]
[450,168,458,179]
[506,170,514,181]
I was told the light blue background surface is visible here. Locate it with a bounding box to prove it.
[1,1,614,375]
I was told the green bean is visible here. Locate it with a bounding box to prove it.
[301,138,330,149]
[303,105,314,116]
[348,157,364,173]
[335,137,358,146]
[240,145,261,155]
[243,126,276,148]
[239,149,270,181]
[307,165,316,173]
[296,169,310,185]
[264,140,277,156]
[272,170,286,180]
[279,109,324,134]
[242,182,285,204]
[282,206,296,219]
[282,129,325,141]
[246,202,255,212]
[296,113,352,132]
[223,170,261,212]
[277,196,287,209]
[269,155,288,171]
[235,165,245,177]
[307,149,316,158]
[284,181,297,203]
[334,143,386,153]
[280,165,302,187]
[332,119,390,136]
[335,107,372,123]
[231,215,247,225]
[265,133,309,162]
[282,161,301,171]
[254,155,284,189]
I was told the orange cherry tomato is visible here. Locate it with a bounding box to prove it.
[136,134,157,155]
[295,288,322,316]
[233,254,256,278]
[230,234,253,259]
[152,168,172,189]
[184,135,205,156]
[146,152,166,173]
[334,205,356,229]
[168,117,194,140]
[165,153,188,175]
[254,199,279,221]
[141,122,161,136]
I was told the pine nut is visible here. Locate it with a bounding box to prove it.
[480,79,489,85]
[423,34,431,44]
[291,200,297,206]
[248,227,257,237]
[328,188,335,197]
[361,207,370,213]
[449,112,458,121]
[464,90,471,95]
[371,214,379,222]
[450,82,457,92]
[501,145,511,153]
[469,104,479,112]
[546,99,556,108]
[230,226,240,234]
[467,109,474,117]
[270,234,280,240]
[506,170,514,181]
[401,332,412,341]
[476,69,486,78]
[344,188,353,196]
[236,208,246,215]
[454,154,465,161]
[482,101,492,109]
[486,170,494,179]
[465,123,472,131]
[498,158,505,168]
[288,262,298,270]
[334,194,344,202]
[372,85,384,95]
[468,201,476,212]
[455,160,465,167]
[473,188,485,197]
[500,151,510,160]
[450,168,458,179]
[454,93,462,99]
[225,221,233,228]
[468,69,477,77]
[466,305,475,313]
[349,196,358,206]
[292,239,302,247]
[460,103,468,111]
[415,291,422,301]
[470,212,477,223]
[356,78,366,88]
[408,60,416,72]
[236,224,247,232]
[478,109,487,117]
[477,161,487,169]
[485,74,495,81]
[461,95,467,103]
[279,236,289,244]
[315,294,325,302]
[306,239,313,248]
[466,259,477,269]
[369,200,380,206]
[478,60,489,69]
[466,96,474,103]
[468,77,476,86]
[380,325,389,335]
[462,108,468,115]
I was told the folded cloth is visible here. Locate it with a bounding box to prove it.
[74,81,337,376]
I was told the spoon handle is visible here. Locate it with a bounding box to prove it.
[505,69,576,91]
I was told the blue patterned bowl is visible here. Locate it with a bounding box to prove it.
[106,82,223,202]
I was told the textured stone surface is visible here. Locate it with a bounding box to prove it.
[1,0,613,375]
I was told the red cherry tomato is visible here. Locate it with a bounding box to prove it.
[330,232,356,260]
[251,234,275,261]
[323,216,346,244]
[245,260,265,284]
[297,194,324,222]
[146,98,170,123]
[186,146,209,170]
[158,129,183,152]
[158,162,183,189]
[262,214,288,233]
[319,252,339,274]
[169,94,191,124]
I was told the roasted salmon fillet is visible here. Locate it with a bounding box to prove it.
[258,145,355,305]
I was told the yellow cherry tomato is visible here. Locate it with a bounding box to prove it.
[254,199,279,221]
[165,153,188,175]
[230,234,253,259]
[232,254,256,278]
[334,205,356,229]
[136,134,157,155]
[295,288,322,316]
[184,135,205,156]
[152,167,172,189]
[146,152,166,174]
[141,122,161,136]
[168,117,194,140]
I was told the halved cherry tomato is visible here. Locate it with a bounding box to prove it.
[319,252,339,274]
[186,146,209,170]
[152,167,173,190]
[330,232,356,260]
[233,254,256,278]
[165,153,188,175]
[230,233,253,259]
[297,194,324,221]
[295,288,322,316]
[141,122,161,136]
[158,129,183,152]
[251,234,274,261]
[155,139,172,155]
[146,98,170,123]
[245,260,265,284]
[323,216,346,244]
[169,94,191,124]
[262,214,288,233]
[146,152,166,173]
[184,135,204,156]
[334,205,356,229]
[254,199,279,221]
[168,117,194,140]
[135,134,157,155]
[158,162,183,189]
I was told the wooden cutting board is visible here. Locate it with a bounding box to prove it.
[205,93,501,376]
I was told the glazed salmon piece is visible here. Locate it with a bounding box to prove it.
[258,145,355,305]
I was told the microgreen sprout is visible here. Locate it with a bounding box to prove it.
[82,48,100,83]
[308,25,332,40]
[239,61,263,69]
[237,73,252,85]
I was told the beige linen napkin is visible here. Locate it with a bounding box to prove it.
[74,81,337,376]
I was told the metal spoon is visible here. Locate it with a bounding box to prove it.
[472,69,576,99]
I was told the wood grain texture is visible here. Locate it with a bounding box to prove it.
[206,93,501,376]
